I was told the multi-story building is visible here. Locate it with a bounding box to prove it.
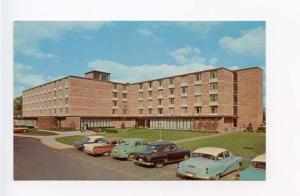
[17,67,263,132]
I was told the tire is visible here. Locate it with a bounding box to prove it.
[103,151,110,157]
[183,154,189,160]
[128,154,135,161]
[236,162,242,171]
[154,159,166,168]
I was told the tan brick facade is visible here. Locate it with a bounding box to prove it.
[20,68,264,132]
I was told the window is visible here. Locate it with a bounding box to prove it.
[113,92,117,98]
[65,107,69,114]
[139,92,143,98]
[223,151,230,158]
[210,83,218,90]
[181,97,187,104]
[123,85,126,90]
[195,85,201,94]
[195,95,201,103]
[139,101,143,107]
[181,107,188,114]
[139,83,143,89]
[113,101,117,106]
[113,84,117,89]
[210,94,218,102]
[158,80,162,86]
[112,109,117,115]
[139,109,143,115]
[169,88,175,95]
[181,86,187,94]
[210,106,218,113]
[158,99,163,105]
[148,100,152,106]
[169,108,175,115]
[169,78,174,85]
[161,145,171,152]
[210,71,218,79]
[195,106,201,114]
[65,97,69,105]
[123,109,127,115]
[169,98,174,104]
[181,76,187,83]
[217,153,224,160]
[122,93,127,99]
[158,108,163,114]
[148,81,152,88]
[148,108,152,115]
[158,89,163,96]
[195,73,201,81]
[60,108,62,114]
[148,91,152,97]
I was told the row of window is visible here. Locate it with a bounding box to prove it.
[23,88,68,104]
[24,107,69,116]
[138,71,218,89]
[136,106,218,115]
[23,97,69,109]
[23,80,68,98]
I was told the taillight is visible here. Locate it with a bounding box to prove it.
[206,168,209,174]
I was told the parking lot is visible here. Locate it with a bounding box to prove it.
[14,136,238,180]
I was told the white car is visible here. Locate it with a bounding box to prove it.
[73,135,107,150]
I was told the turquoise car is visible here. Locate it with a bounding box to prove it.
[177,147,242,180]
[236,154,266,180]
[110,138,148,160]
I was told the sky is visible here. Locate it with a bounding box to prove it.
[14,21,266,102]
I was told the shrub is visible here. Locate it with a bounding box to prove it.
[102,128,118,133]
[256,126,266,133]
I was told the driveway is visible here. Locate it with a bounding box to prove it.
[14,136,238,180]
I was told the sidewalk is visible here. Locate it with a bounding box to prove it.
[172,131,234,144]
[14,130,94,150]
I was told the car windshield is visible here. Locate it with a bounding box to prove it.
[97,140,109,144]
[119,140,129,145]
[192,153,215,160]
[146,145,159,152]
[251,161,266,169]
[81,137,90,142]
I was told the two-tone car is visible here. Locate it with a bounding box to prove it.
[110,138,148,160]
[73,135,106,151]
[84,139,121,156]
[176,147,242,180]
[236,154,266,180]
[134,141,191,168]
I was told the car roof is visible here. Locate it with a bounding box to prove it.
[122,138,145,142]
[87,135,106,140]
[193,147,227,157]
[149,141,174,147]
[252,154,266,163]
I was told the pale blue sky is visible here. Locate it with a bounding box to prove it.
[14,21,265,101]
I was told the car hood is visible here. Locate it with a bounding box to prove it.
[239,167,266,180]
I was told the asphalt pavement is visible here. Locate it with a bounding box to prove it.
[14,136,237,180]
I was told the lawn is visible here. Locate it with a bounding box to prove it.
[18,128,58,136]
[55,128,213,146]
[177,132,266,168]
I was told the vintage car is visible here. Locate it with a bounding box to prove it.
[110,138,148,160]
[84,139,121,156]
[134,141,191,168]
[73,135,106,151]
[236,154,266,180]
[176,147,242,180]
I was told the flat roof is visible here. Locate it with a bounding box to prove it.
[85,70,111,75]
[22,66,262,93]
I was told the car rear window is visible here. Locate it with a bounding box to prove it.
[193,153,215,160]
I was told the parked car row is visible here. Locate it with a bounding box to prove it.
[73,135,265,180]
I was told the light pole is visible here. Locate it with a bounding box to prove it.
[159,122,162,141]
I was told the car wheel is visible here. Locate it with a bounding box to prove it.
[184,154,189,160]
[154,160,165,168]
[236,162,242,170]
[128,154,135,161]
[103,151,110,157]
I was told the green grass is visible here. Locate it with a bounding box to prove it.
[19,128,58,136]
[55,128,213,146]
[177,132,266,168]
[55,135,85,146]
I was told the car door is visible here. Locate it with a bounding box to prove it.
[216,152,226,174]
[166,145,179,162]
[222,151,237,174]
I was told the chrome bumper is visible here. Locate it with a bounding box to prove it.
[134,159,154,166]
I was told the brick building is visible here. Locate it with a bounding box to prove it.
[17,67,263,132]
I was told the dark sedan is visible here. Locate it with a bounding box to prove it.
[134,141,191,168]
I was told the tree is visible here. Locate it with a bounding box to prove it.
[14,96,22,117]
